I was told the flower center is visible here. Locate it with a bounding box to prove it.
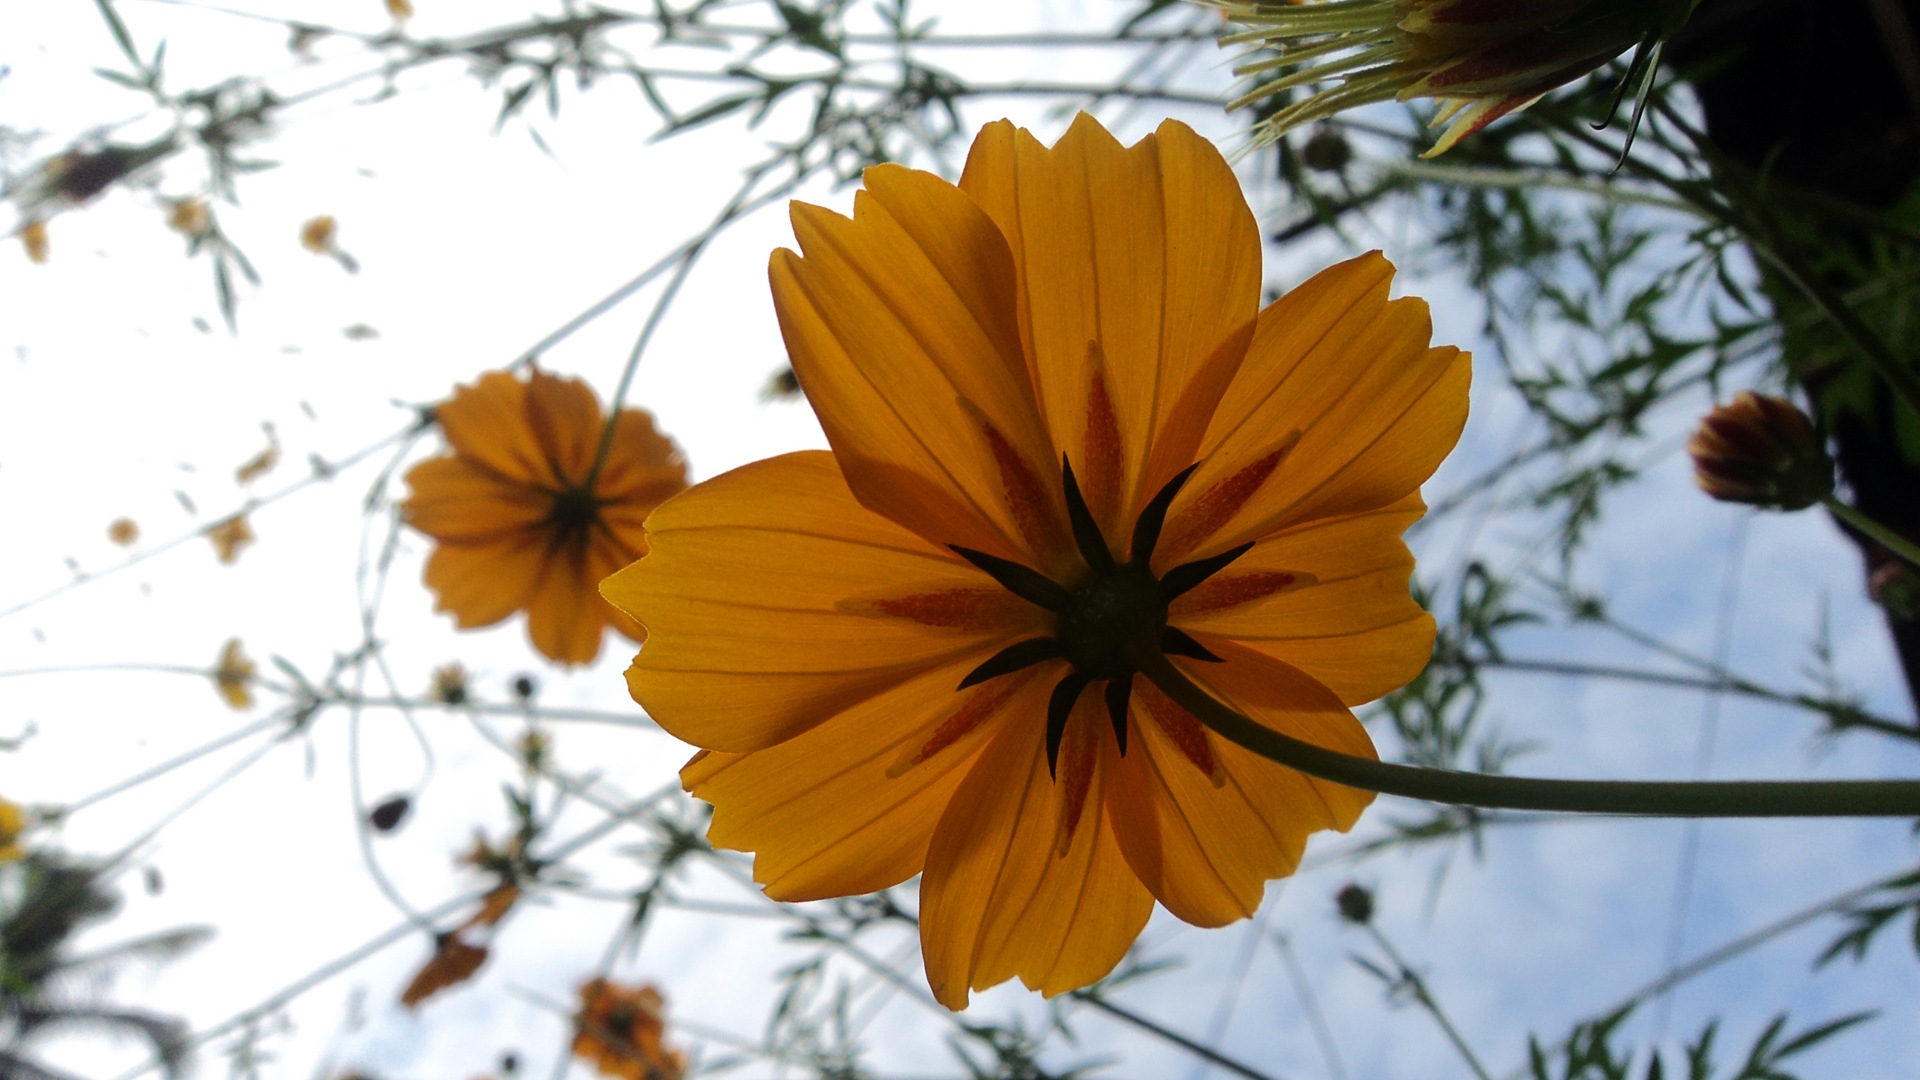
[1058,563,1163,683]
[548,485,601,533]
[949,457,1251,776]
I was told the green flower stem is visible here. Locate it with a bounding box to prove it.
[1131,650,1920,818]
[1824,495,1920,570]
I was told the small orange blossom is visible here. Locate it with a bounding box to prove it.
[602,115,1468,1008]
[405,368,687,665]
[571,979,684,1080]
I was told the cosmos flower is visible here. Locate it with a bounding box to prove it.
[404,368,688,665]
[571,980,684,1080]
[602,114,1468,1007]
[1217,0,1698,156]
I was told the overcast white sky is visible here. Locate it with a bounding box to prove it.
[2,2,1917,1078]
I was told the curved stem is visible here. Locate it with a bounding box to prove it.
[1825,494,1920,570]
[1131,651,1920,818]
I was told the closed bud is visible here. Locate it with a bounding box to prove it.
[1688,392,1833,511]
[370,794,412,833]
[1335,882,1375,924]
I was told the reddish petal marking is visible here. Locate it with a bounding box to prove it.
[972,409,1060,558]
[1053,710,1099,857]
[1162,443,1293,560]
[888,679,1021,777]
[1082,347,1125,528]
[1136,678,1223,786]
[851,588,1031,631]
[1172,571,1302,617]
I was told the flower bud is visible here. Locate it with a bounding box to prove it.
[1688,392,1833,511]
[1335,882,1375,925]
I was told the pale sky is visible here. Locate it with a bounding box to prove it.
[2,2,1916,1078]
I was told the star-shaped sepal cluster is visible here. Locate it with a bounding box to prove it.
[951,459,1252,778]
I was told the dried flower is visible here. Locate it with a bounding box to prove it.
[1688,392,1834,511]
[167,198,211,239]
[400,935,488,1008]
[300,215,337,253]
[431,662,471,705]
[571,980,685,1080]
[108,518,141,546]
[206,514,256,564]
[214,638,256,710]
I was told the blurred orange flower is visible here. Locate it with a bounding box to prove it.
[571,979,684,1080]
[300,215,336,253]
[206,514,255,564]
[404,368,687,665]
[107,517,140,546]
[213,638,256,710]
[1,798,27,862]
[602,115,1467,1008]
[167,198,211,239]
[21,221,49,264]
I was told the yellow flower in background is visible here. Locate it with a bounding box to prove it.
[107,517,141,546]
[602,115,1468,1008]
[386,0,415,20]
[20,220,49,264]
[299,215,337,253]
[405,369,688,666]
[571,980,685,1080]
[1,798,27,862]
[214,638,256,710]
[206,514,255,564]
[1218,0,1698,156]
[166,198,211,239]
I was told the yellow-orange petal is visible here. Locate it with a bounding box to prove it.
[682,656,1035,901]
[1173,492,1434,705]
[1169,252,1469,560]
[601,452,1048,753]
[919,692,1153,1009]
[524,368,606,486]
[434,371,552,486]
[593,407,689,503]
[1106,647,1372,927]
[957,115,1262,538]
[402,456,552,543]
[423,531,547,630]
[771,163,1063,570]
[524,534,611,666]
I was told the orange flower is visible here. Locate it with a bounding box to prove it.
[0,798,27,863]
[213,638,256,710]
[20,220,49,264]
[300,215,337,253]
[602,116,1469,1007]
[571,979,684,1080]
[404,369,687,665]
[206,514,255,564]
